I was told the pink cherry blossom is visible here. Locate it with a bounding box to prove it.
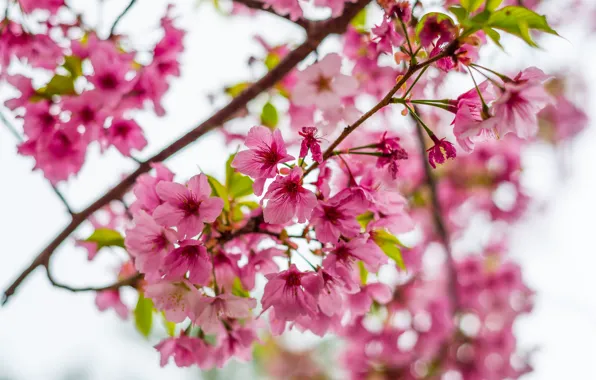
[125,211,177,280]
[232,126,294,195]
[427,135,457,169]
[95,289,128,319]
[145,280,198,322]
[155,335,207,367]
[372,18,404,54]
[192,293,257,334]
[310,189,366,243]
[153,174,224,238]
[130,163,175,215]
[323,238,387,288]
[19,0,64,14]
[418,14,455,47]
[262,166,317,225]
[261,265,322,330]
[106,118,148,156]
[376,132,408,179]
[452,80,497,152]
[261,0,303,21]
[298,126,323,163]
[291,53,358,109]
[213,321,259,367]
[161,240,212,285]
[88,46,133,99]
[4,74,35,110]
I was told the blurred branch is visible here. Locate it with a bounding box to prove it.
[109,0,137,37]
[1,0,372,305]
[0,109,76,216]
[232,0,311,30]
[412,107,459,311]
[45,262,143,292]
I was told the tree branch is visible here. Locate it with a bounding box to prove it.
[109,0,137,37]
[232,0,312,30]
[1,0,372,305]
[45,265,143,293]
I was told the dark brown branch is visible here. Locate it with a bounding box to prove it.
[2,0,372,305]
[45,264,143,293]
[232,0,312,30]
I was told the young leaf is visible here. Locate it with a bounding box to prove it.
[460,0,483,13]
[36,74,77,98]
[372,230,406,271]
[231,277,250,298]
[358,261,368,285]
[134,294,154,338]
[207,175,230,212]
[260,102,278,129]
[225,154,254,199]
[449,6,469,24]
[161,312,176,337]
[485,0,503,11]
[63,55,83,78]
[351,8,367,31]
[84,228,125,250]
[225,81,251,98]
[483,27,503,48]
[487,6,558,47]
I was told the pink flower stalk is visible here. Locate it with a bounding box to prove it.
[376,133,408,179]
[161,240,212,285]
[232,126,294,195]
[372,18,404,54]
[310,190,366,243]
[298,126,323,163]
[131,163,175,215]
[261,265,322,328]
[427,135,457,169]
[490,67,553,139]
[145,281,198,322]
[192,293,257,334]
[125,211,178,281]
[418,15,455,47]
[106,118,147,156]
[262,166,318,225]
[291,53,358,110]
[95,289,128,319]
[153,173,224,238]
[155,335,207,367]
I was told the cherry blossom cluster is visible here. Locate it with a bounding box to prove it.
[2,1,184,183]
[1,0,591,378]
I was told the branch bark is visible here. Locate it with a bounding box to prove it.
[232,0,312,30]
[2,0,372,305]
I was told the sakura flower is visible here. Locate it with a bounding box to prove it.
[452,81,497,152]
[161,240,212,285]
[130,163,175,215]
[153,173,224,238]
[145,280,198,322]
[88,46,133,99]
[372,18,404,54]
[232,126,294,195]
[491,67,553,139]
[376,133,408,179]
[310,189,366,243]
[106,118,148,156]
[427,135,457,169]
[418,14,455,47]
[318,269,357,317]
[4,74,35,110]
[95,289,128,319]
[19,0,64,14]
[262,166,317,225]
[125,211,177,281]
[192,293,257,334]
[298,126,323,163]
[62,92,108,142]
[386,0,412,22]
[261,265,323,331]
[291,53,358,110]
[155,335,207,367]
[240,246,285,290]
[213,321,259,367]
[323,238,387,289]
[348,282,393,316]
[22,101,56,140]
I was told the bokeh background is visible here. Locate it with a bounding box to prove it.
[1,0,595,378]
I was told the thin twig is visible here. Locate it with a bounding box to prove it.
[2,0,372,305]
[109,0,136,37]
[45,263,142,293]
[412,108,459,310]
[0,109,76,215]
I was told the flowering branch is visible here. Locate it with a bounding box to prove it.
[1,0,372,305]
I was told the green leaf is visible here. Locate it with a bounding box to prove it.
[225,154,254,199]
[264,52,281,71]
[239,201,260,210]
[84,228,125,250]
[372,230,406,271]
[416,12,455,39]
[449,6,469,24]
[231,277,250,298]
[260,102,278,129]
[224,81,251,98]
[162,312,176,337]
[351,8,367,31]
[483,27,503,48]
[460,0,483,12]
[36,74,76,98]
[63,55,83,78]
[485,0,503,11]
[356,211,374,229]
[358,261,368,285]
[487,6,558,47]
[207,175,230,212]
[134,293,154,338]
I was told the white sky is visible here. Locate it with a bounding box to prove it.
[1,0,595,379]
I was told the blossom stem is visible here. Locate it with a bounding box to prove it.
[0,109,77,216]
[292,249,318,271]
[403,65,428,98]
[469,63,510,82]
[333,150,386,157]
[466,66,491,116]
[469,65,504,89]
[391,98,454,111]
[45,262,142,293]
[405,105,436,139]
[336,154,358,186]
[346,143,380,151]
[109,0,137,37]
[399,18,414,58]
